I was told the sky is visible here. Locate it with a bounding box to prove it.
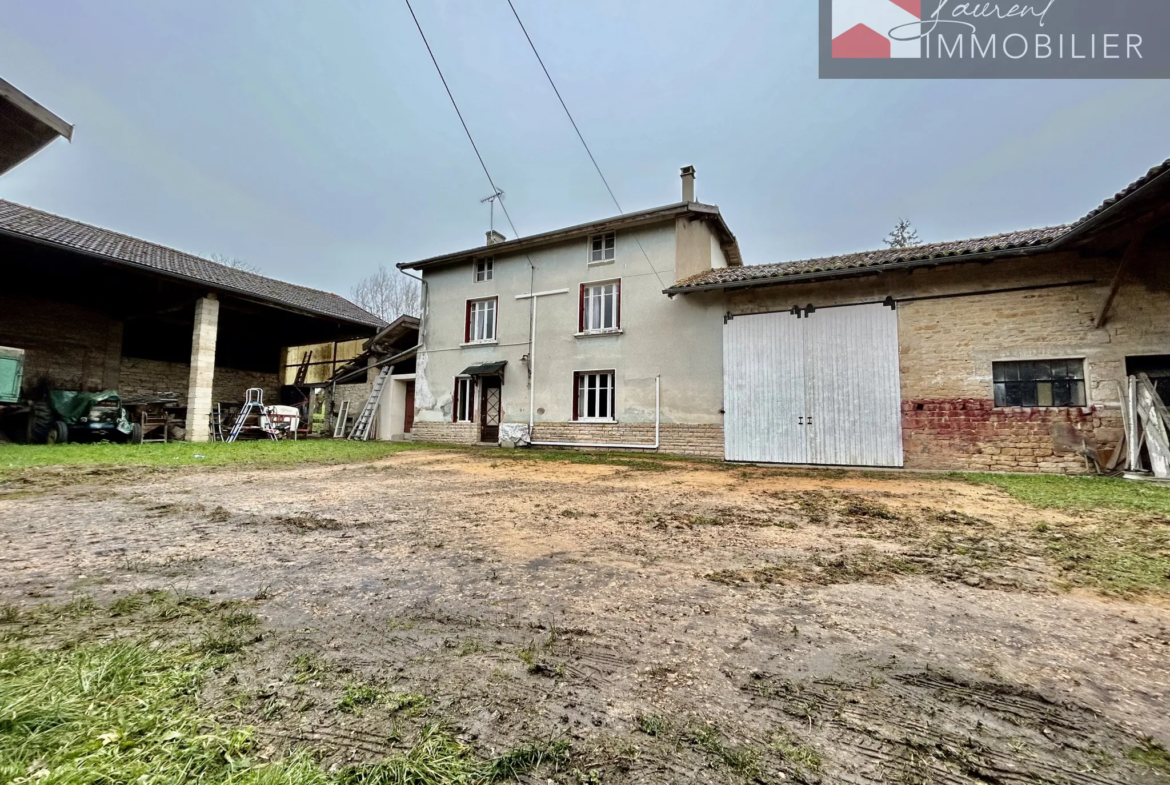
[3,1,1170,297]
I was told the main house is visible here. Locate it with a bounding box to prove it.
[399,159,1170,474]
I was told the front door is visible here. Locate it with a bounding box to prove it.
[403,381,415,434]
[479,376,501,443]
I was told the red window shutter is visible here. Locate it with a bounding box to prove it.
[572,372,579,421]
[615,279,622,329]
[452,379,459,423]
[578,284,585,333]
[465,301,472,343]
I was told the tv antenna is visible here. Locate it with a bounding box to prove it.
[480,189,505,234]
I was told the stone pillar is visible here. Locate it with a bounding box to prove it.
[186,295,219,442]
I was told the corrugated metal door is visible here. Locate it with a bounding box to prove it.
[723,304,902,467]
[803,303,903,467]
[723,311,807,463]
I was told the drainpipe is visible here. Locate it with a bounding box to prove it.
[529,375,661,451]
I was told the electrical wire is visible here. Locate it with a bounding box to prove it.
[403,0,522,242]
[504,0,667,289]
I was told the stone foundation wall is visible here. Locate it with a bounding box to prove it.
[531,423,724,458]
[902,398,1124,474]
[410,421,725,457]
[411,421,480,444]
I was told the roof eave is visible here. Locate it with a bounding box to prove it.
[663,243,1051,295]
[0,225,383,331]
[398,202,739,271]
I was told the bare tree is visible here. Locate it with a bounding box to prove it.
[351,265,421,321]
[209,252,262,274]
[884,219,920,249]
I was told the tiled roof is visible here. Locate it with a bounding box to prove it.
[670,225,1068,292]
[1070,156,1170,229]
[668,154,1170,294]
[0,200,384,329]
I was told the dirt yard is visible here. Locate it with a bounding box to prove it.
[2,448,1169,783]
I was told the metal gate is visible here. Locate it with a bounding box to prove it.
[723,303,903,467]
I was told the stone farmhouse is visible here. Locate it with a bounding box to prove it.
[399,157,1170,474]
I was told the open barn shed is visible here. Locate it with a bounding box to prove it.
[0,201,383,442]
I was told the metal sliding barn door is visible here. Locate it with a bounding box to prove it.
[803,303,903,467]
[723,311,807,463]
[723,303,903,467]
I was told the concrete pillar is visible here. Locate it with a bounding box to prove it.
[186,295,219,442]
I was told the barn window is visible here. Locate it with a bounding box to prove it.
[993,360,1086,408]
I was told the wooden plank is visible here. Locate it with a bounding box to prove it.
[1094,234,1144,329]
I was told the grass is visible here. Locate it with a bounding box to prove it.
[1044,522,1170,597]
[0,439,427,477]
[1128,739,1170,772]
[965,473,1170,515]
[0,640,326,784]
[0,599,571,785]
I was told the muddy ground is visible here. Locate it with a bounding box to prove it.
[2,449,1169,783]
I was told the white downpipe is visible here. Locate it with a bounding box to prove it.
[529,375,661,451]
[517,286,660,451]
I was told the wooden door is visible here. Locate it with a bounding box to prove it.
[403,382,415,434]
[479,376,501,443]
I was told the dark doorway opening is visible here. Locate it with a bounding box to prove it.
[1127,355,1170,406]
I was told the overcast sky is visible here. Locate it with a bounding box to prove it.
[3,1,1169,296]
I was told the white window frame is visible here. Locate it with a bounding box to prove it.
[455,376,476,422]
[575,370,616,422]
[474,258,493,282]
[589,232,616,265]
[580,280,621,334]
[466,297,497,344]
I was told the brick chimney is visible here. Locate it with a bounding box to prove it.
[680,165,695,203]
[486,230,506,245]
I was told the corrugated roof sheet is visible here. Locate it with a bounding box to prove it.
[0,200,384,329]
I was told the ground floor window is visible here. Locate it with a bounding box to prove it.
[454,377,475,422]
[574,371,615,421]
[993,359,1085,407]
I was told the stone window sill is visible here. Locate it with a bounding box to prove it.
[574,329,623,338]
[573,419,617,424]
[461,340,498,347]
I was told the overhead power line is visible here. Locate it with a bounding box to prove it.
[505,0,666,288]
[403,0,521,241]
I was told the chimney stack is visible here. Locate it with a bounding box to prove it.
[486,230,506,245]
[680,165,696,203]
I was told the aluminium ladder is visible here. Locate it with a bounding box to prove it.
[348,366,392,441]
[227,388,276,443]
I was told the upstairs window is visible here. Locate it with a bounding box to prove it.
[580,281,620,333]
[993,359,1085,407]
[589,232,615,264]
[465,297,497,343]
[475,258,493,282]
[453,377,475,422]
[574,371,615,421]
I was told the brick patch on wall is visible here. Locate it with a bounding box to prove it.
[902,398,1123,474]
